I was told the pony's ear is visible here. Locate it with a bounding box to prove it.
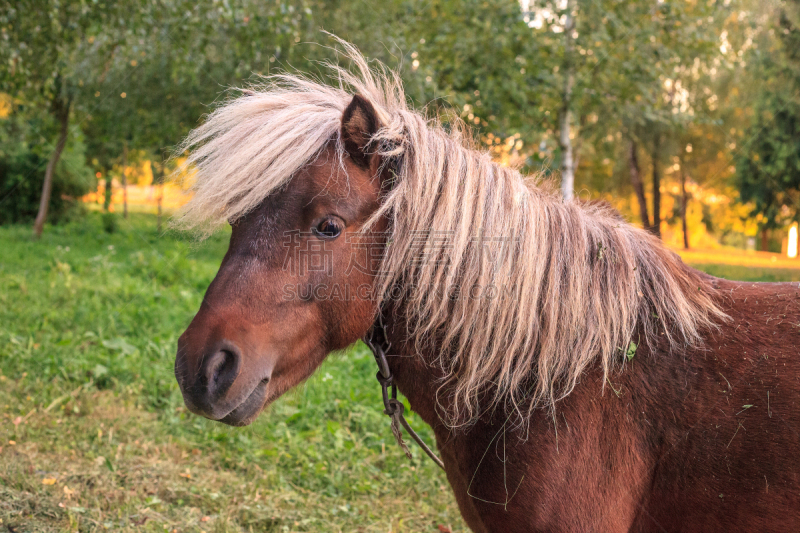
[341,94,380,169]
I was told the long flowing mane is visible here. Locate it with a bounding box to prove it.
[175,41,726,427]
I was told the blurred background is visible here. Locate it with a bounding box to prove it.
[1,0,799,531]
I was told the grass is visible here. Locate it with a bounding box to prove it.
[683,263,800,282]
[676,247,800,282]
[2,214,799,532]
[677,247,800,271]
[0,213,461,533]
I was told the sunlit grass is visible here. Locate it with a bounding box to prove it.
[675,247,800,282]
[676,247,800,271]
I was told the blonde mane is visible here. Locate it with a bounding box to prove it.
[175,41,726,428]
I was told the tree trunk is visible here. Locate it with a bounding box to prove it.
[157,184,164,234]
[680,162,689,250]
[104,172,113,211]
[559,0,576,202]
[627,138,650,229]
[33,97,71,238]
[679,158,689,250]
[651,135,662,239]
[156,156,165,233]
[122,141,128,219]
[761,227,770,252]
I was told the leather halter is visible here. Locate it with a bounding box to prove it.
[363,318,444,470]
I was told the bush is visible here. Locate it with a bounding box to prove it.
[101,212,117,233]
[0,152,89,225]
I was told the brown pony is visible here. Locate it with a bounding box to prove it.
[173,44,800,532]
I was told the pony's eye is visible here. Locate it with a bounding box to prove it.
[313,217,344,239]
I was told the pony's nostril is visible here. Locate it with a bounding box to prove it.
[206,352,226,384]
[202,345,241,399]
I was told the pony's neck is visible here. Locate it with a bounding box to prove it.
[376,136,723,428]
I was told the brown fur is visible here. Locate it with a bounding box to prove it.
[387,280,800,531]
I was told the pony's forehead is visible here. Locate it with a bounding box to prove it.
[226,143,381,228]
[173,94,348,233]
[172,42,462,236]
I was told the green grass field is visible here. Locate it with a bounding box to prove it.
[1,214,798,533]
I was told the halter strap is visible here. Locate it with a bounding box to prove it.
[363,318,445,470]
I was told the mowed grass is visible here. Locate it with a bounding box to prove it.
[0,213,461,533]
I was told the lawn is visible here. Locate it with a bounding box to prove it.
[1,214,798,533]
[677,247,800,282]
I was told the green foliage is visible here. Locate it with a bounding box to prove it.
[0,1,129,103]
[79,1,317,175]
[736,91,800,229]
[625,341,637,362]
[1,0,798,243]
[735,0,800,230]
[400,0,543,135]
[0,0,778,240]
[527,0,727,179]
[0,0,147,232]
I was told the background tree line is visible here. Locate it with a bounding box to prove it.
[1,0,798,251]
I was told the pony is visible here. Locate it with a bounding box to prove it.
[173,42,800,532]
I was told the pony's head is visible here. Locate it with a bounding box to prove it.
[174,90,391,425]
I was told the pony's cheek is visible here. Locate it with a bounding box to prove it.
[269,332,329,388]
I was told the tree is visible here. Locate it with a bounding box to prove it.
[0,94,94,225]
[309,0,543,145]
[0,1,137,236]
[735,1,800,250]
[557,0,577,200]
[627,138,651,229]
[76,0,315,227]
[524,0,721,210]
